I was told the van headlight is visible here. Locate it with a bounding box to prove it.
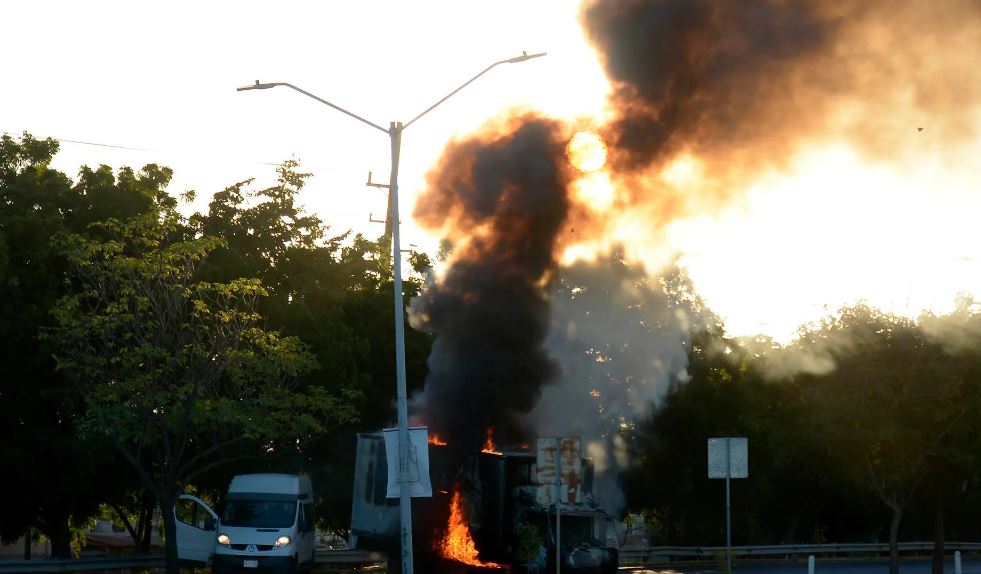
[274,535,292,548]
[217,533,231,546]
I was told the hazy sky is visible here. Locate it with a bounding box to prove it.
[6,0,981,341]
[5,0,608,243]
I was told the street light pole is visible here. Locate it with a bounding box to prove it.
[238,51,545,574]
[387,120,415,574]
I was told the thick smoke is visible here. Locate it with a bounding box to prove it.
[531,255,706,510]
[585,0,981,170]
[585,0,831,176]
[409,115,575,452]
[409,0,981,501]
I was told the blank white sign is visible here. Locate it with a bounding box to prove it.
[708,437,748,479]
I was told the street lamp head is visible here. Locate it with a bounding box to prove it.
[236,80,279,92]
[507,51,547,64]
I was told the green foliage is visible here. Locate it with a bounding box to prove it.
[48,211,354,489]
[42,168,362,572]
[189,163,432,531]
[513,521,544,562]
[1,133,424,560]
[625,326,884,545]
[0,132,123,556]
[627,303,981,552]
[797,306,981,508]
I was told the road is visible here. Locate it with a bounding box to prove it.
[621,559,981,574]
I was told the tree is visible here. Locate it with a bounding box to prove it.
[624,324,879,547]
[916,307,981,574]
[798,306,981,574]
[48,209,356,574]
[0,133,152,557]
[191,166,432,532]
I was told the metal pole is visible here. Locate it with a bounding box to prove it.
[808,554,815,574]
[726,439,732,574]
[555,442,561,574]
[389,121,414,574]
[236,53,547,574]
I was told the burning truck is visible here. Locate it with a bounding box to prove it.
[349,430,618,573]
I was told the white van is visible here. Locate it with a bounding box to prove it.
[176,474,316,573]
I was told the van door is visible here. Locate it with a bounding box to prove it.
[297,501,317,568]
[175,494,219,566]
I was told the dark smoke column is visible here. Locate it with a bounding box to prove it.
[582,0,831,175]
[411,115,574,452]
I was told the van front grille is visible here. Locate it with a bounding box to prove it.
[229,544,274,551]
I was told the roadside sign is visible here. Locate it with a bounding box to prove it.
[708,437,748,478]
[535,436,582,505]
[708,436,748,574]
[382,426,432,498]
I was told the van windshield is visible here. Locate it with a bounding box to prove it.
[223,499,297,528]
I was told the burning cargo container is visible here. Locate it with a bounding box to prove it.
[349,431,618,573]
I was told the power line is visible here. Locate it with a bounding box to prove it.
[1,130,331,170]
[3,130,155,153]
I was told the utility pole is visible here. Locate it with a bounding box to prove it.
[388,121,414,573]
[238,51,545,574]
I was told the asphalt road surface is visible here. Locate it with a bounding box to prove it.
[621,559,981,574]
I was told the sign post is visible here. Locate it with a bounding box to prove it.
[555,445,561,574]
[536,436,582,574]
[708,437,748,574]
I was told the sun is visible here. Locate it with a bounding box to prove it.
[567,131,607,172]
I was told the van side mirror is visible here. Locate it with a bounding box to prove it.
[204,517,216,531]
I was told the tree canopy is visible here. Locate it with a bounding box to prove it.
[0,133,429,568]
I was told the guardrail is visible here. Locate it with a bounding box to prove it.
[315,547,386,564]
[618,541,981,565]
[2,543,975,572]
[0,555,163,573]
[0,549,385,573]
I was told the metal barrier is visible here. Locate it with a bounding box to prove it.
[0,549,385,573]
[314,548,386,564]
[0,555,163,573]
[3,543,976,571]
[617,541,981,565]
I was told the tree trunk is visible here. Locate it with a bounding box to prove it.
[47,518,73,559]
[138,495,154,554]
[23,528,31,560]
[111,503,140,548]
[39,509,74,559]
[160,495,180,574]
[932,488,945,574]
[889,505,903,574]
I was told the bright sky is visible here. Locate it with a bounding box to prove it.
[5,1,980,342]
[4,0,609,250]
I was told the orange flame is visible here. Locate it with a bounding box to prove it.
[429,433,447,446]
[440,488,507,569]
[481,427,502,455]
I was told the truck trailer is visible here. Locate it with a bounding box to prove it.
[349,432,618,573]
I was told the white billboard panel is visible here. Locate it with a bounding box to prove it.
[383,426,433,498]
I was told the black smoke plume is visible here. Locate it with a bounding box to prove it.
[410,115,575,452]
[584,0,834,177]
